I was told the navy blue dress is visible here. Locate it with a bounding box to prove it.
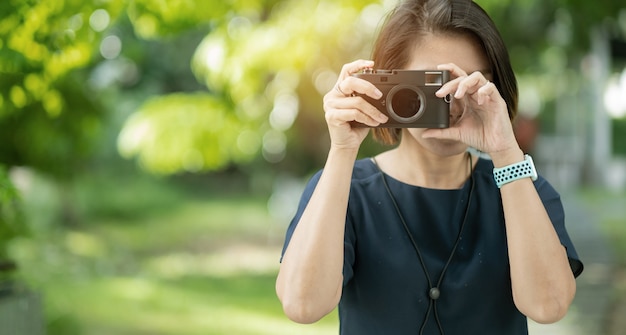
[281,157,583,335]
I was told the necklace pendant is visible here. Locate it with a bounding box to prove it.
[429,287,441,300]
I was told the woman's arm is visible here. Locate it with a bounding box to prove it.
[276,146,357,323]
[425,63,576,323]
[276,59,387,323]
[492,149,576,324]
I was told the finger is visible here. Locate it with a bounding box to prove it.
[338,76,383,99]
[327,96,388,124]
[333,60,378,98]
[435,63,468,98]
[335,83,350,97]
[326,108,383,128]
[454,71,488,99]
[435,75,464,98]
[351,109,385,127]
[437,63,468,78]
[476,80,500,105]
[338,59,375,81]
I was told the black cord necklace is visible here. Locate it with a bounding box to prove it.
[372,153,475,335]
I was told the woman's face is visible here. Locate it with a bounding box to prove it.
[402,32,491,156]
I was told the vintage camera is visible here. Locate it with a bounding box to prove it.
[352,69,451,128]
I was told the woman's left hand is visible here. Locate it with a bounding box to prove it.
[422,63,519,157]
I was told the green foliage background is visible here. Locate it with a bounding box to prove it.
[1,0,624,178]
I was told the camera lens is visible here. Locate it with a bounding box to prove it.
[387,85,425,123]
[392,89,421,118]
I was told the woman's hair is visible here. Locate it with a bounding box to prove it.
[370,0,518,145]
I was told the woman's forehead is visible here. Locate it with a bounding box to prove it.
[406,33,490,74]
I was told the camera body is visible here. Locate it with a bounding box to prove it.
[352,69,450,128]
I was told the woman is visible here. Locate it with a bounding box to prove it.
[276,0,584,334]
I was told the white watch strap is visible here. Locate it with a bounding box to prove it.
[493,154,538,188]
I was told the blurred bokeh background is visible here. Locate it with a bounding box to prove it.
[0,0,625,334]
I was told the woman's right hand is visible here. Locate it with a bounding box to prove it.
[322,59,388,150]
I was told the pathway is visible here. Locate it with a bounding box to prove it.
[529,191,616,335]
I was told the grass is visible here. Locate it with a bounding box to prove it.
[8,170,339,335]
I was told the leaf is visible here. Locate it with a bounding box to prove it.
[118,93,262,174]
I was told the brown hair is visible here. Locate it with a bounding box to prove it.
[370,0,518,145]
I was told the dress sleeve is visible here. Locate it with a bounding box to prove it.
[534,176,584,277]
[279,170,358,286]
[279,170,323,262]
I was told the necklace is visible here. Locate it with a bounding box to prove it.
[372,153,475,335]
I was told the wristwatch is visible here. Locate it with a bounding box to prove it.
[493,154,538,188]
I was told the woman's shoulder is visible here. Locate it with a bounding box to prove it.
[474,154,494,175]
[302,157,380,189]
[352,158,380,182]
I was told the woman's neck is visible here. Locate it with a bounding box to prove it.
[375,142,473,190]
